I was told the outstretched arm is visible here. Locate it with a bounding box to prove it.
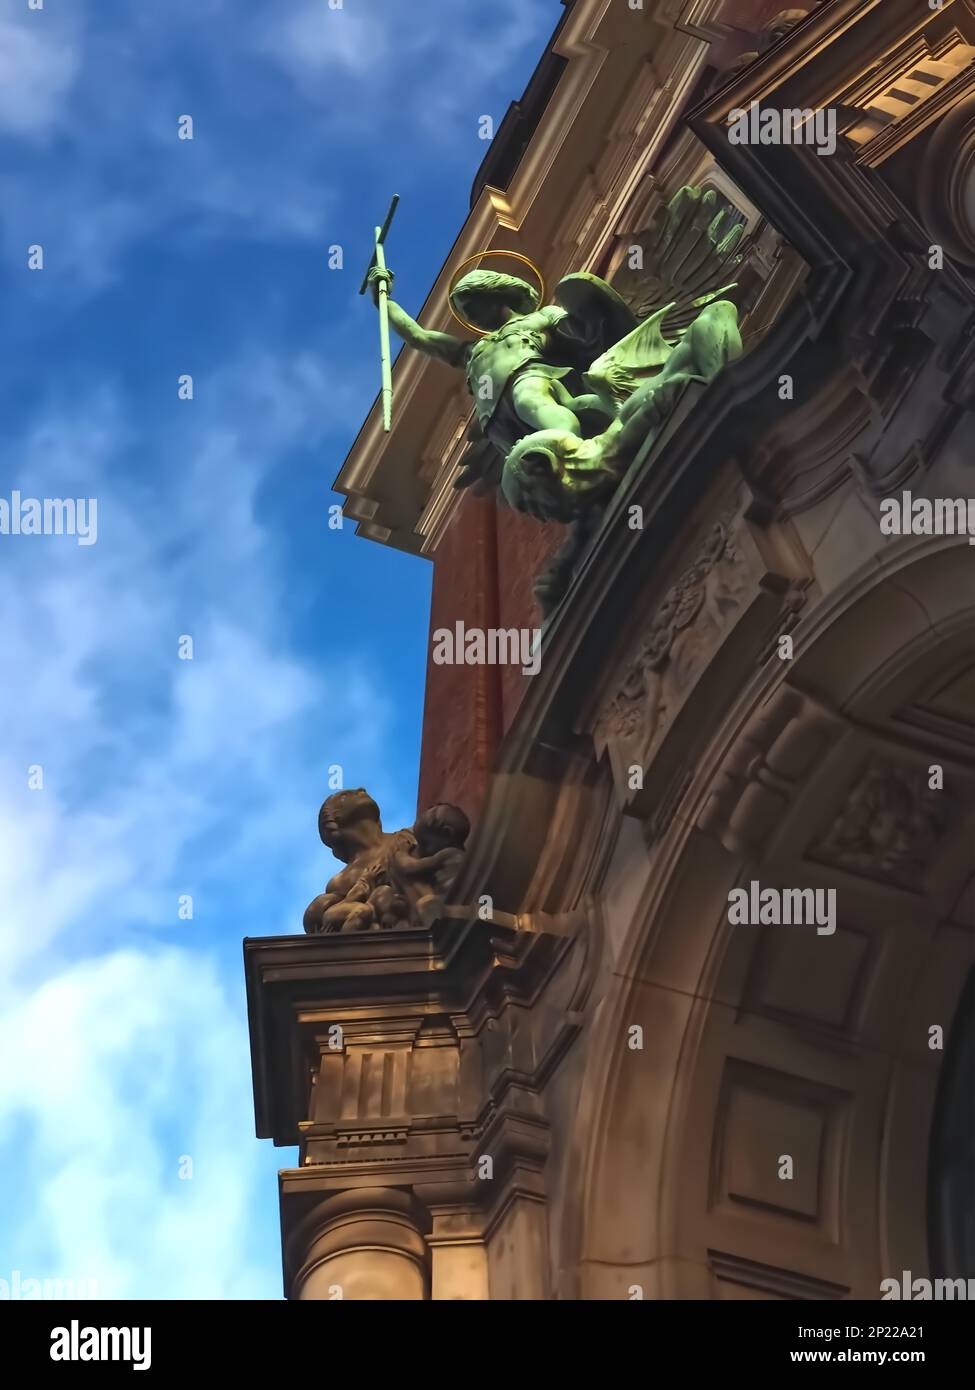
[392,846,456,878]
[368,267,468,369]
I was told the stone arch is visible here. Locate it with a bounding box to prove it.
[562,541,975,1299]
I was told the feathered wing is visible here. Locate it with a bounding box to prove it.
[608,185,746,341]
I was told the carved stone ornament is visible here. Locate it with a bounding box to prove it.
[302,788,469,933]
[810,759,951,889]
[595,493,752,777]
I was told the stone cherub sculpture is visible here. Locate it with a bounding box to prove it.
[389,802,471,918]
[368,186,747,614]
[302,788,469,934]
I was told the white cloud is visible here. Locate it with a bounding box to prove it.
[0,13,83,139]
[260,0,391,80]
[0,345,405,1295]
[0,0,562,290]
[0,350,386,960]
[0,4,336,288]
[0,948,273,1298]
[259,0,557,138]
[0,0,543,1301]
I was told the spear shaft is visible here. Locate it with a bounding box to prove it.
[373,229,393,432]
[358,194,399,433]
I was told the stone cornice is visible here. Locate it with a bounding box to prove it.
[244,917,570,1145]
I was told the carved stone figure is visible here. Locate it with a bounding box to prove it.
[716,7,814,86]
[389,803,471,916]
[811,761,952,888]
[302,788,469,934]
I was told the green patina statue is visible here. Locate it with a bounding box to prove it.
[500,298,742,524]
[367,264,631,453]
[367,186,748,612]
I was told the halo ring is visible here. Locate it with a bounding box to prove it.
[447,249,546,335]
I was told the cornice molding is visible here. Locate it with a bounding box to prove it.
[244,916,571,1145]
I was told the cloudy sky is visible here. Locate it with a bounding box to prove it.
[0,0,563,1299]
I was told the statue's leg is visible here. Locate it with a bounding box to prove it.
[321,900,375,933]
[676,300,742,380]
[368,884,408,929]
[643,301,740,393]
[533,508,604,616]
[303,892,332,934]
[510,374,583,436]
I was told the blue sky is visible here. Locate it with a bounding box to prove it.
[0,0,563,1299]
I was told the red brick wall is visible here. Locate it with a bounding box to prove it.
[416,493,562,819]
[494,505,561,732]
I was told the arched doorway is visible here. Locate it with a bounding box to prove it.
[564,542,975,1299]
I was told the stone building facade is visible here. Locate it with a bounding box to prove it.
[245,0,975,1299]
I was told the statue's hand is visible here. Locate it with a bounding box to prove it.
[367,265,394,306]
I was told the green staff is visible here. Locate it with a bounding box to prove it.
[358,194,399,432]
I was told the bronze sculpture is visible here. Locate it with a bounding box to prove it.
[367,185,747,612]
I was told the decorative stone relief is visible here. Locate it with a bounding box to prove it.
[594,491,757,783]
[810,758,952,888]
[714,8,815,88]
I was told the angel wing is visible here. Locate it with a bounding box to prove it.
[576,186,746,404]
[583,282,738,404]
[609,185,746,340]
